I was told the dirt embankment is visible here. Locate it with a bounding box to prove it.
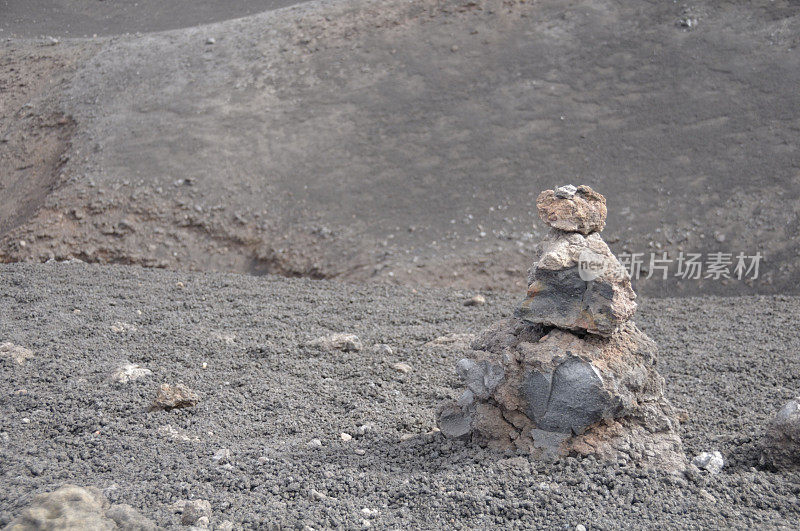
[1,0,799,297]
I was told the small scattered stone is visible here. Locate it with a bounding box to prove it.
[157,424,199,442]
[212,448,231,464]
[391,362,413,374]
[206,37,216,45]
[110,321,136,333]
[372,343,393,356]
[307,333,362,352]
[554,184,578,198]
[150,383,200,411]
[175,499,212,526]
[464,294,486,306]
[354,448,366,455]
[0,342,34,365]
[692,451,724,474]
[110,363,152,384]
[340,432,353,442]
[307,438,323,448]
[309,488,327,501]
[760,397,800,469]
[356,423,375,436]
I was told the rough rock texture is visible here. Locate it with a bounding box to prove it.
[515,230,636,337]
[306,333,363,353]
[692,451,724,474]
[438,187,683,470]
[110,363,152,384]
[4,484,155,530]
[438,318,684,469]
[150,383,199,411]
[0,343,34,366]
[536,185,607,235]
[760,397,800,470]
[1,263,800,528]
[175,499,212,526]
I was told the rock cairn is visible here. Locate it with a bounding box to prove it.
[437,185,685,470]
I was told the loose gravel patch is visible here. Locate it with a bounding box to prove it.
[1,263,799,528]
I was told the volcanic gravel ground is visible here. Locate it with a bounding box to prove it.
[0,263,799,528]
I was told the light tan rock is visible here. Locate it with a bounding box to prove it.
[150,383,200,411]
[0,342,34,365]
[5,484,156,530]
[307,333,362,352]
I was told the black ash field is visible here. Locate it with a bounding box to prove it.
[1,263,799,529]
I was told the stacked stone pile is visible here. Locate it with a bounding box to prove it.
[437,185,685,470]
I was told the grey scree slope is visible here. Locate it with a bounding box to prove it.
[1,263,800,528]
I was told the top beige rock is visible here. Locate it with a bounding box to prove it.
[536,185,607,234]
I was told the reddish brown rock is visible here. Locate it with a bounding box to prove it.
[536,184,607,235]
[150,383,200,411]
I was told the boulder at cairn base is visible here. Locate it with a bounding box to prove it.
[437,186,684,471]
[537,184,607,235]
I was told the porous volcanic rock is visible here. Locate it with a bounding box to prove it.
[760,397,800,470]
[515,229,636,337]
[0,342,34,365]
[307,333,363,353]
[150,383,200,411]
[536,184,607,235]
[4,484,155,530]
[437,186,684,470]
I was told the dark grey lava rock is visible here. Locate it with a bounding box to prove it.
[515,230,636,337]
[760,397,800,470]
[522,356,621,435]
